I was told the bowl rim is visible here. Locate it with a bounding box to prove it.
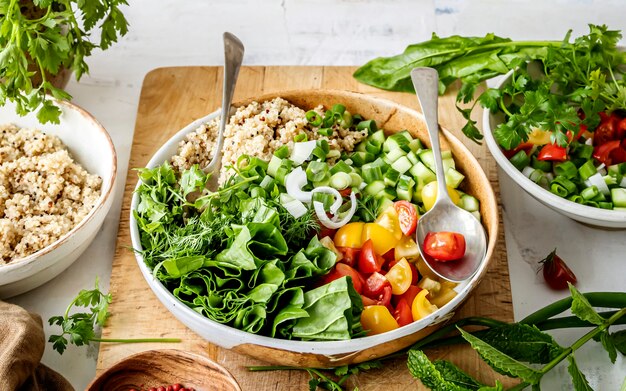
[0,99,118,273]
[129,89,498,353]
[86,348,241,391]
[482,71,626,224]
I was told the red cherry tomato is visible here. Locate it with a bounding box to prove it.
[593,112,619,146]
[382,249,395,265]
[318,226,336,239]
[617,118,626,140]
[540,249,577,290]
[320,264,365,294]
[502,142,534,159]
[423,232,466,262]
[393,285,422,308]
[393,298,413,327]
[610,147,626,165]
[339,188,352,197]
[394,201,418,236]
[362,272,390,299]
[358,239,385,273]
[377,285,393,312]
[337,247,360,267]
[361,295,378,306]
[537,144,568,161]
[593,140,622,166]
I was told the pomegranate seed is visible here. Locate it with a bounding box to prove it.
[172,385,183,391]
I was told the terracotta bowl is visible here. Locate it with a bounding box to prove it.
[129,90,499,367]
[87,349,241,391]
[0,99,117,298]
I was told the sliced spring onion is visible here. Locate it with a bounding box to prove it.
[586,172,610,196]
[554,161,577,179]
[522,166,535,178]
[313,192,357,229]
[294,133,308,142]
[611,188,626,207]
[305,110,322,126]
[581,185,599,200]
[578,160,596,180]
[510,150,530,170]
[274,145,289,159]
[318,127,333,137]
[330,172,352,190]
[282,196,308,218]
[290,140,317,165]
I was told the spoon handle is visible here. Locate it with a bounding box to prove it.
[205,32,245,176]
[410,67,452,205]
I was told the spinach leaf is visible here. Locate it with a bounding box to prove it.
[161,255,205,279]
[293,277,363,340]
[286,236,337,280]
[216,223,287,270]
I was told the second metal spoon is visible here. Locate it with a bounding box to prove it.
[411,67,487,282]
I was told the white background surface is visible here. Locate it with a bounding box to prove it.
[6,0,626,389]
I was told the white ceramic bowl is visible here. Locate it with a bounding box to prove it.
[130,90,498,367]
[0,100,117,298]
[483,72,626,228]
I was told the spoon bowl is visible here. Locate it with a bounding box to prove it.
[411,67,488,282]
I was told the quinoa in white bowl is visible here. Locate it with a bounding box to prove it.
[0,125,102,264]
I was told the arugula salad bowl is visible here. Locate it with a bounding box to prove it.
[483,72,626,229]
[130,90,498,367]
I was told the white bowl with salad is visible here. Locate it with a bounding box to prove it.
[130,90,498,367]
[483,65,626,228]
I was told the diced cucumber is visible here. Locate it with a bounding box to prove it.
[460,194,479,212]
[350,152,375,167]
[409,139,423,153]
[397,186,413,201]
[407,151,419,165]
[612,188,626,207]
[420,149,455,173]
[368,129,386,145]
[384,147,407,164]
[384,168,401,187]
[377,197,394,215]
[362,163,383,183]
[397,174,415,201]
[391,156,412,174]
[441,150,453,160]
[364,181,386,197]
[383,132,412,153]
[267,155,282,177]
[397,130,414,142]
[370,157,389,171]
[409,161,436,184]
[445,167,465,188]
[381,187,397,200]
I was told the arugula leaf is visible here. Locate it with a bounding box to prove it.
[570,284,606,326]
[567,355,593,391]
[458,328,542,384]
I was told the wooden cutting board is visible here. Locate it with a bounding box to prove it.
[96,66,515,390]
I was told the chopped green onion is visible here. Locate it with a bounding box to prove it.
[581,185,599,200]
[294,133,308,142]
[267,155,282,177]
[349,172,363,187]
[331,104,346,116]
[567,194,584,204]
[362,163,383,183]
[578,160,596,180]
[611,188,626,207]
[312,140,330,160]
[339,112,353,128]
[330,160,352,175]
[318,127,333,137]
[330,172,352,190]
[550,176,577,197]
[554,161,578,179]
[531,155,551,172]
[305,110,322,126]
[273,145,289,159]
[356,119,377,134]
[365,139,382,155]
[598,201,613,210]
[306,161,329,183]
[510,150,530,170]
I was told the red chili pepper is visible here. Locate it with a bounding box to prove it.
[502,142,534,159]
[567,124,587,143]
[593,140,621,166]
[537,144,568,162]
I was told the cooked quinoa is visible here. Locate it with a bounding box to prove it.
[171,97,369,183]
[0,125,102,264]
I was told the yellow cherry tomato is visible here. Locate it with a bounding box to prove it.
[527,128,552,146]
[374,206,402,241]
[430,288,458,308]
[386,258,412,295]
[411,289,438,321]
[334,222,365,248]
[360,305,399,335]
[361,223,400,255]
[416,259,438,280]
[421,181,461,212]
[395,235,420,261]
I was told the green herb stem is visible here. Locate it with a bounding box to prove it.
[521,292,626,325]
[536,310,626,330]
[90,337,181,343]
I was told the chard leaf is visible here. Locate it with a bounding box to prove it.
[458,328,543,384]
[478,323,564,364]
[407,350,479,391]
[569,284,605,326]
[567,355,593,391]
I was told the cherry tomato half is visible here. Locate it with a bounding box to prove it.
[411,289,438,321]
[361,305,399,336]
[361,223,399,255]
[320,264,365,294]
[394,201,418,236]
[385,258,413,295]
[423,231,466,262]
[393,298,413,327]
[362,272,389,299]
[337,247,360,267]
[393,285,422,308]
[358,239,385,273]
[537,144,568,162]
[540,249,577,290]
[334,222,364,249]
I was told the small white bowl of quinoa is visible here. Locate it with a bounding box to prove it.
[0,99,117,298]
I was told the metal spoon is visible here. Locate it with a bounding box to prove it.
[410,67,487,282]
[203,32,245,190]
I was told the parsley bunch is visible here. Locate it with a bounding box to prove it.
[0,0,129,124]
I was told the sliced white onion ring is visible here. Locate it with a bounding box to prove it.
[311,186,343,214]
[290,140,317,165]
[587,172,610,196]
[285,166,312,202]
[313,192,357,229]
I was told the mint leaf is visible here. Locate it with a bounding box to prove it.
[600,331,617,364]
[408,350,477,391]
[434,360,484,389]
[458,328,542,384]
[567,355,593,391]
[569,284,605,326]
[478,323,564,364]
[611,330,626,355]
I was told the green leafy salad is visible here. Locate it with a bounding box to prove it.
[133,103,480,341]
